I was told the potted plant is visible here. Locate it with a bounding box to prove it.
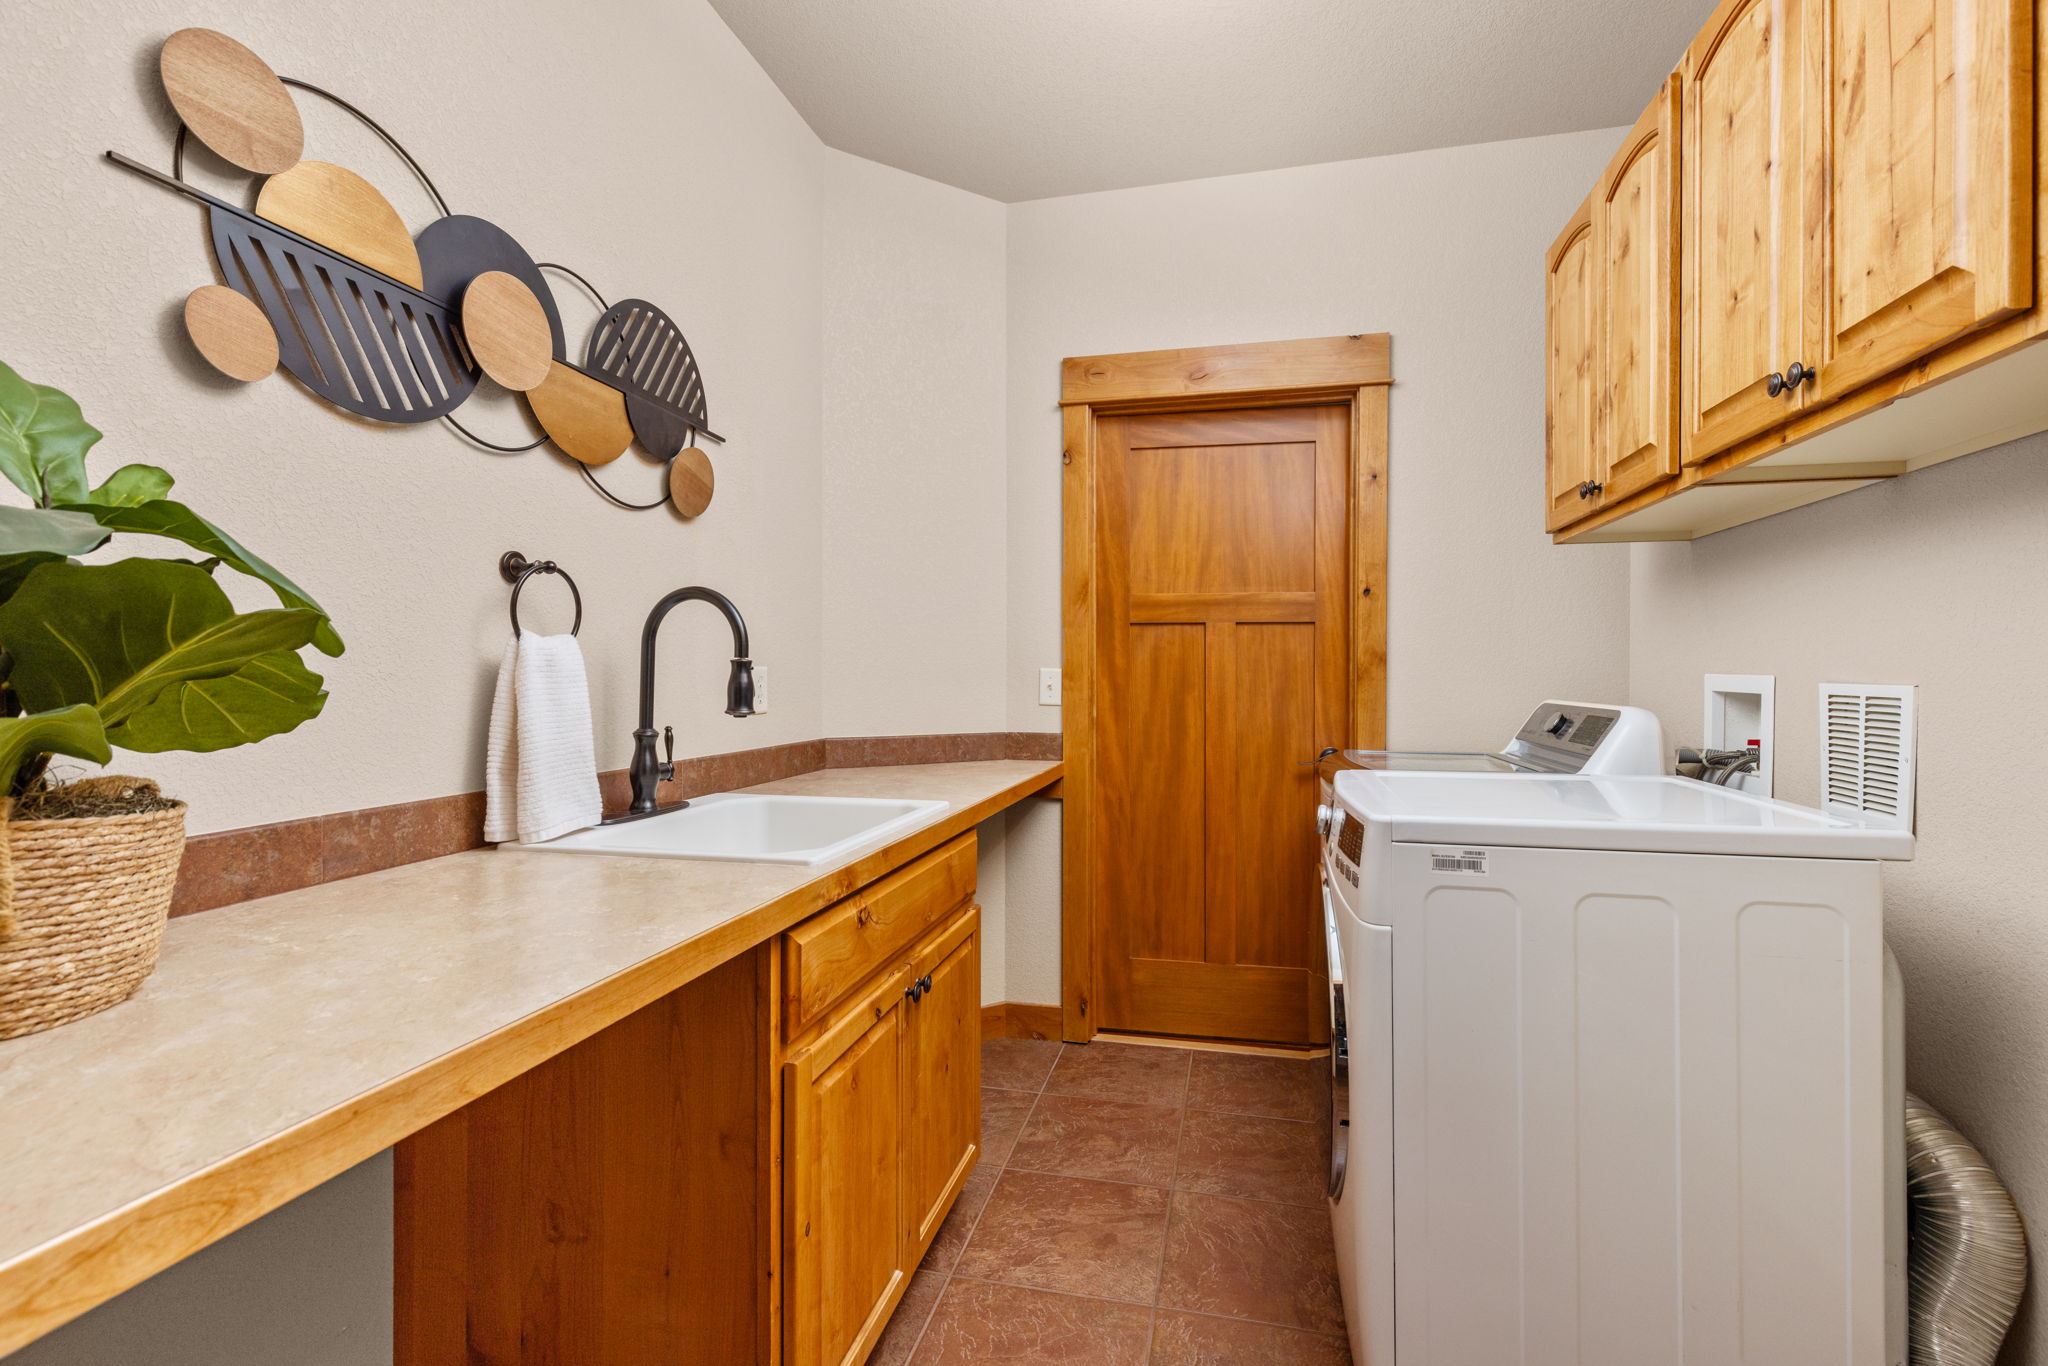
[0,361,341,1039]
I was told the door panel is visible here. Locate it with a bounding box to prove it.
[784,986,906,1366]
[1685,0,1809,463]
[1545,195,1599,529]
[1095,405,1348,1044]
[1813,0,2032,398]
[1234,622,1319,972]
[905,921,981,1247]
[1596,77,1682,503]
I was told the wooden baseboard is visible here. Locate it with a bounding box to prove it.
[980,1002,1062,1041]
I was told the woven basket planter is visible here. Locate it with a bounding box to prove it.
[0,779,187,1041]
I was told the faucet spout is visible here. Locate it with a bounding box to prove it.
[625,587,755,816]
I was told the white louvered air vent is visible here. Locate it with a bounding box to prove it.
[1819,684,1917,831]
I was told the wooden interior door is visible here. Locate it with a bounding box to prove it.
[783,977,907,1366]
[1546,193,1600,529]
[1684,0,1811,464]
[904,912,981,1248]
[1093,405,1348,1045]
[1594,75,1682,503]
[1809,0,2032,401]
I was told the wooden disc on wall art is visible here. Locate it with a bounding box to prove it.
[526,362,633,466]
[159,29,304,175]
[255,162,425,289]
[183,285,278,382]
[669,447,714,517]
[462,272,554,392]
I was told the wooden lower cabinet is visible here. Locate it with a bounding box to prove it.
[785,974,911,1366]
[783,903,982,1366]
[903,916,982,1246]
[395,834,982,1366]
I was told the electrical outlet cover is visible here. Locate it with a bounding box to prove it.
[1039,668,1061,706]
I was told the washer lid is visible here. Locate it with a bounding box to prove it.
[1332,771,1915,860]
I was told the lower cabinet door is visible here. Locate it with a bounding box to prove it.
[905,908,982,1248]
[785,977,909,1366]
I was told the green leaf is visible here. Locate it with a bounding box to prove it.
[110,649,326,753]
[0,362,100,506]
[0,503,108,556]
[0,704,109,795]
[0,559,326,753]
[88,463,175,508]
[59,499,343,657]
[0,552,64,608]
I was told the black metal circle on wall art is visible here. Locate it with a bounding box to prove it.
[584,300,710,459]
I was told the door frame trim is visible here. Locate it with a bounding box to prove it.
[1058,334,1392,1043]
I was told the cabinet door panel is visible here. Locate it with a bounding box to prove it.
[1686,0,1808,462]
[1597,77,1683,503]
[785,983,907,1366]
[1814,0,2032,397]
[906,915,982,1248]
[1545,195,1599,531]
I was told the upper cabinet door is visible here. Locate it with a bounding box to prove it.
[1545,193,1600,530]
[1595,77,1684,504]
[1684,0,1810,464]
[1809,0,2033,400]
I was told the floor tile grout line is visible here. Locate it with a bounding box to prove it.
[1158,1302,1356,1342]
[898,1271,945,1364]
[946,1271,1169,1313]
[939,1253,1342,1338]
[1148,1047,1193,1321]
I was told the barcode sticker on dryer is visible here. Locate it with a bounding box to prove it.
[1431,849,1489,875]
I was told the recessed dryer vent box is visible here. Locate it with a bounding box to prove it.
[1704,673,1775,795]
[1820,683,1917,831]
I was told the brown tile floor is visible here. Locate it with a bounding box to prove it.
[873,1038,1351,1365]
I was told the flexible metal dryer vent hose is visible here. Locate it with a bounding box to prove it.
[1907,1093,2029,1364]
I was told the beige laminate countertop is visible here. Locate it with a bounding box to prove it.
[0,759,1061,1355]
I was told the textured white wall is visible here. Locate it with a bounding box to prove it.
[820,151,1010,738]
[5,0,826,836]
[1627,437,2048,1364]
[994,127,1637,1002]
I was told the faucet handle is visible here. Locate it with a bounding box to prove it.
[659,725,676,783]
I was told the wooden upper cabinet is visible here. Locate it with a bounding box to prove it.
[1684,0,1811,464]
[1545,193,1600,530]
[1808,0,2033,400]
[1594,76,1683,504]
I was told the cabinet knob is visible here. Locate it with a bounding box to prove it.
[1786,360,1817,389]
[1765,370,1788,397]
[920,974,934,994]
[1586,481,1603,498]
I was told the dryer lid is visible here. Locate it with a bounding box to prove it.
[1331,772,1914,860]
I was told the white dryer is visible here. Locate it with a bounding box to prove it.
[1322,771,1911,1366]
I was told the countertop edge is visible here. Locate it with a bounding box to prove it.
[0,759,1061,1356]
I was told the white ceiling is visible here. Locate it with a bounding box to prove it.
[706,0,1700,202]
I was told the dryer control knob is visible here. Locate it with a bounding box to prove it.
[1317,804,1335,836]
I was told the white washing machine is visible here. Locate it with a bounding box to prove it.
[1322,769,1912,1366]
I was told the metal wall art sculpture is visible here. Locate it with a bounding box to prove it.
[107,27,723,517]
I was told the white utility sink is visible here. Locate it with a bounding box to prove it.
[506,793,950,865]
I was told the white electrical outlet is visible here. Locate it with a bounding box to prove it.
[749,665,767,714]
[1039,668,1061,706]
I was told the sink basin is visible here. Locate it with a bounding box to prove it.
[506,793,951,865]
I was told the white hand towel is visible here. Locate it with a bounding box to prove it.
[484,633,604,845]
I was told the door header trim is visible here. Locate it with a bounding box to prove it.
[1060,334,1392,407]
